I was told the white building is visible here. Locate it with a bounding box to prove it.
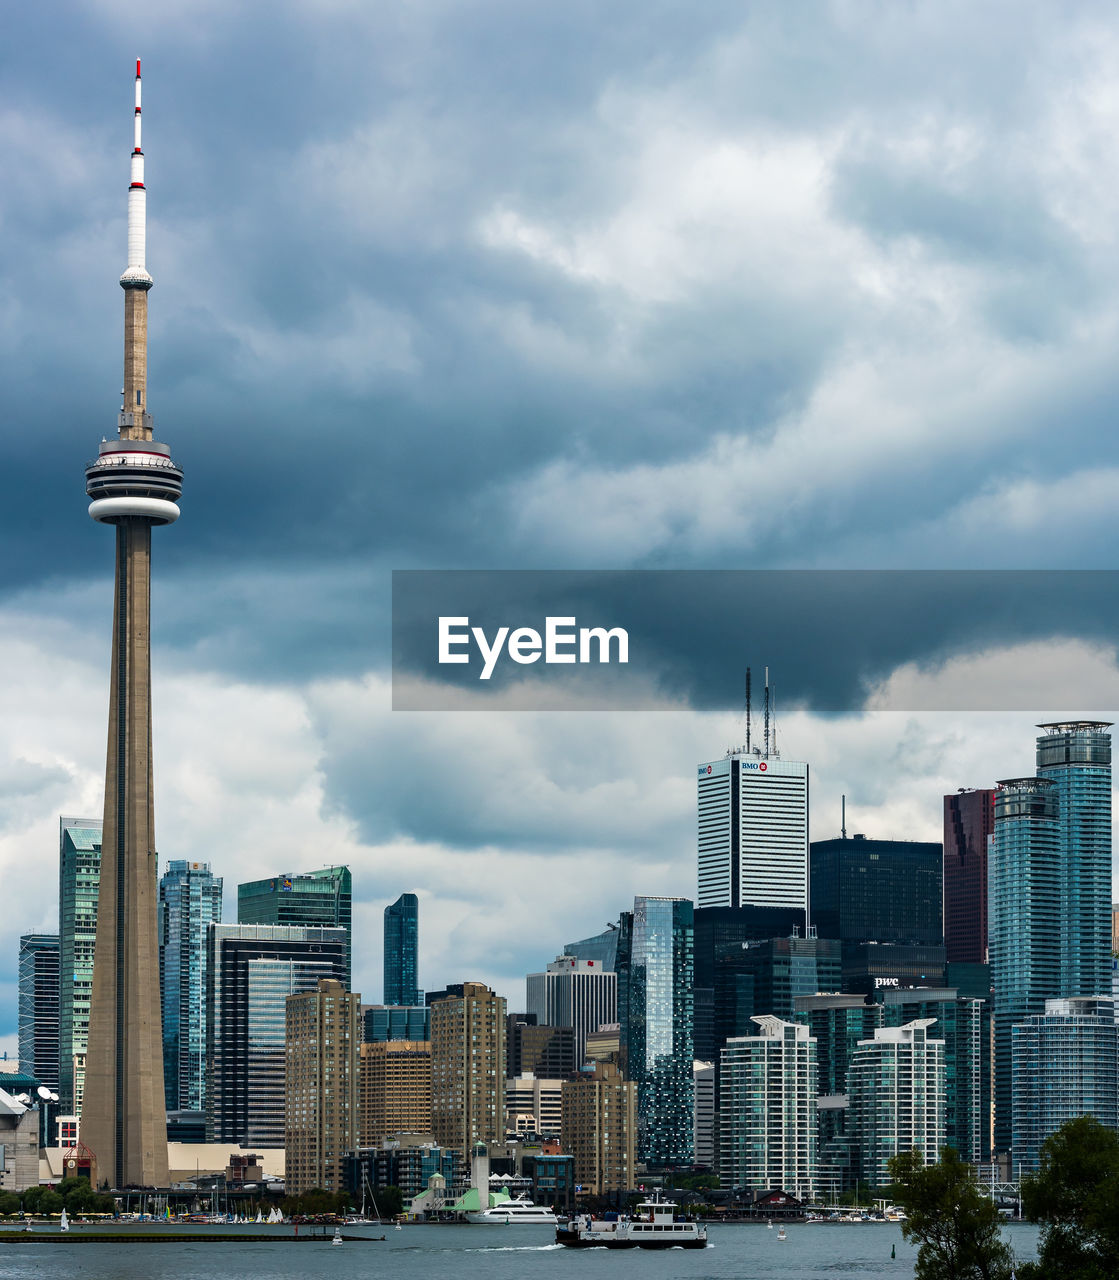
[526,956,617,1065]
[697,752,809,920]
[0,1088,40,1192]
[504,1074,563,1136]
[847,1019,945,1188]
[693,1061,716,1169]
[719,1017,817,1200]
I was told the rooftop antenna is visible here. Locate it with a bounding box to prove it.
[745,667,752,755]
[772,680,778,757]
[764,666,770,758]
[842,794,847,839]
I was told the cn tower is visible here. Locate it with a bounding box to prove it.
[81,61,178,1188]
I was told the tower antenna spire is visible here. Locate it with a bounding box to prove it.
[745,667,752,754]
[764,666,770,758]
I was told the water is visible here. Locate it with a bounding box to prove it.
[0,1220,1041,1279]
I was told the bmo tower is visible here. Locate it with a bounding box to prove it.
[697,752,809,925]
[81,62,179,1188]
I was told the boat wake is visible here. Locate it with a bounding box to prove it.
[476,1243,565,1252]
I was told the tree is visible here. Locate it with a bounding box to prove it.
[37,1190,64,1216]
[887,1147,1014,1280]
[1018,1114,1119,1280]
[20,1186,43,1213]
[0,1192,21,1216]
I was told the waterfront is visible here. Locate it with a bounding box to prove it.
[0,1221,1042,1279]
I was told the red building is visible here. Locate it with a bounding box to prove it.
[943,789,995,964]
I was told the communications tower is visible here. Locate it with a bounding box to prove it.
[81,61,179,1188]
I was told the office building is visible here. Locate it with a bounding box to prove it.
[693,1061,716,1169]
[563,925,619,970]
[159,860,223,1113]
[384,893,419,1006]
[879,987,991,1164]
[847,1020,945,1188]
[58,816,101,1113]
[584,1024,622,1064]
[206,923,347,1145]
[359,1040,432,1146]
[507,1017,576,1078]
[793,993,882,1096]
[616,896,694,1168]
[697,751,809,924]
[430,982,506,1154]
[720,1017,818,1199]
[810,835,943,947]
[943,789,995,964]
[18,934,59,1091]
[80,63,183,1187]
[1012,997,1118,1174]
[363,1004,430,1043]
[526,956,617,1065]
[560,1061,636,1197]
[505,1074,564,1136]
[0,1089,40,1192]
[841,942,947,995]
[285,979,361,1195]
[238,866,352,987]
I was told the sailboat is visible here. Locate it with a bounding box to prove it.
[60,1209,69,1233]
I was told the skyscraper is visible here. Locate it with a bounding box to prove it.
[719,1017,818,1199]
[206,923,348,1146]
[561,1062,637,1197]
[943,789,995,964]
[430,982,506,1154]
[158,860,223,1113]
[810,835,943,947]
[847,1020,945,1189]
[359,1040,433,1146]
[697,752,809,925]
[285,979,362,1195]
[18,935,59,1091]
[384,893,419,1005]
[81,62,182,1189]
[616,897,694,1168]
[238,867,352,987]
[525,956,617,1066]
[58,816,101,1114]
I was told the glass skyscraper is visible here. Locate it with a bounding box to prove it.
[238,866,352,988]
[809,835,943,947]
[18,934,60,1090]
[383,892,419,1005]
[58,816,102,1113]
[616,896,694,1169]
[943,789,995,964]
[159,860,223,1112]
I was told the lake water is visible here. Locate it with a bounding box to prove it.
[0,1220,1042,1279]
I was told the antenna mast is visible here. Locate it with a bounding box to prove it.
[745,667,752,754]
[764,666,770,758]
[842,794,847,839]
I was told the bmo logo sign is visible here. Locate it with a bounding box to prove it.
[698,765,713,776]
[741,760,768,771]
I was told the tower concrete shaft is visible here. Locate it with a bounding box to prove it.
[81,60,178,1190]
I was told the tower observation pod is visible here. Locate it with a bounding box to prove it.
[80,59,173,1192]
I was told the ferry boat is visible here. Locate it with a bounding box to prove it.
[464,1197,559,1225]
[556,1196,707,1249]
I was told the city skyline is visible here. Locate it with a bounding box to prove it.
[8,4,1119,1052]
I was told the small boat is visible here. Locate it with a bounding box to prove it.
[331,1226,343,1246]
[778,1226,787,1242]
[556,1194,707,1250]
[767,1219,773,1229]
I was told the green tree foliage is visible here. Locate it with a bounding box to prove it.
[281,1188,352,1217]
[1019,1114,1119,1280]
[0,1192,21,1216]
[19,1186,43,1213]
[887,1148,1014,1280]
[37,1190,64,1216]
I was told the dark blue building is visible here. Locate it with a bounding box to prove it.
[384,893,420,1005]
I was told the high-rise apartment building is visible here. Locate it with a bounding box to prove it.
[159,860,223,1113]
[363,1004,430,1043]
[616,897,694,1168]
[359,1040,432,1146]
[810,835,943,947]
[793,993,882,1097]
[18,934,59,1092]
[430,982,506,1154]
[58,816,101,1113]
[693,1061,716,1169]
[206,923,347,1145]
[719,1017,818,1200]
[285,979,362,1195]
[697,752,809,924]
[526,956,617,1066]
[847,1020,945,1189]
[561,1061,636,1197]
[238,866,352,987]
[383,893,419,1005]
[943,789,995,964]
[1012,997,1118,1174]
[879,987,991,1165]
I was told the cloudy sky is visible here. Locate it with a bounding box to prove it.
[3,0,1119,1051]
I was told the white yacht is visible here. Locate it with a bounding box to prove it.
[556,1195,707,1249]
[465,1196,559,1225]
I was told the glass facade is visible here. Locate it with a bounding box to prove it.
[18,934,59,1091]
[364,1004,430,1043]
[57,816,101,1113]
[616,896,694,1168]
[1012,997,1118,1174]
[943,789,995,965]
[810,836,943,946]
[159,859,223,1112]
[383,892,419,1005]
[793,993,882,1096]
[237,866,352,988]
[563,926,619,971]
